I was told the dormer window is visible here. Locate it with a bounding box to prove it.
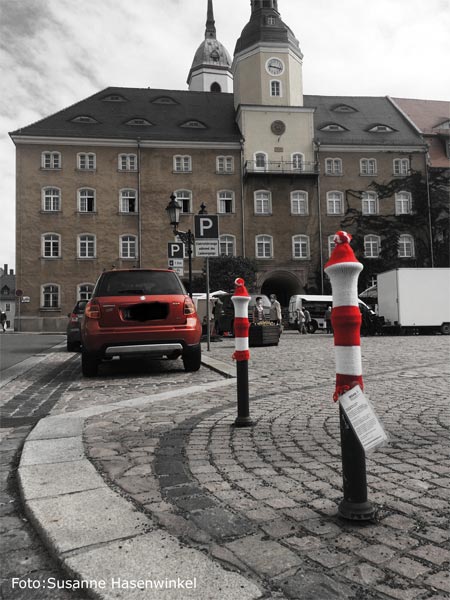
[180,120,207,129]
[367,124,396,132]
[125,118,153,126]
[320,123,347,132]
[332,104,357,113]
[71,116,99,124]
[151,96,178,105]
[210,50,220,62]
[102,94,127,102]
[267,16,276,25]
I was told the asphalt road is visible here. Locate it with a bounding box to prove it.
[0,333,65,372]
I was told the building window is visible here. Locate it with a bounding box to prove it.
[5,303,11,311]
[41,284,60,308]
[254,190,271,215]
[78,234,96,258]
[360,158,377,176]
[328,235,336,257]
[395,191,412,215]
[327,191,343,215]
[398,234,415,258]
[174,190,192,213]
[120,189,138,213]
[216,156,234,173]
[325,158,342,175]
[364,235,381,258]
[254,152,267,171]
[42,234,61,258]
[218,190,234,214]
[120,235,137,259]
[42,187,61,211]
[291,191,308,215]
[292,235,310,259]
[118,154,137,171]
[173,155,192,172]
[362,192,378,215]
[256,235,273,258]
[41,151,61,169]
[292,153,304,171]
[270,80,281,97]
[78,283,94,301]
[78,188,96,212]
[77,153,96,170]
[393,158,410,176]
[219,234,235,257]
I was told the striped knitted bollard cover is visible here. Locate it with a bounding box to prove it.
[231,278,251,362]
[324,231,364,401]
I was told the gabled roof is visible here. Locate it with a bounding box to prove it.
[392,98,450,134]
[304,95,424,147]
[10,87,241,144]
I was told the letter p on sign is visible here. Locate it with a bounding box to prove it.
[195,214,219,239]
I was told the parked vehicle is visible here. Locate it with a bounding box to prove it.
[80,269,202,376]
[377,268,450,335]
[215,293,271,335]
[66,300,87,351]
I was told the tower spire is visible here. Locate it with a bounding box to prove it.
[205,0,216,38]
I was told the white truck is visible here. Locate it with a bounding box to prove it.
[377,268,450,335]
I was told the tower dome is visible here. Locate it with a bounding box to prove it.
[187,0,233,92]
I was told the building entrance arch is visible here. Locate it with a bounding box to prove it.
[259,270,304,307]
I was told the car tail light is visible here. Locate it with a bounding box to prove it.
[184,297,196,315]
[70,313,78,323]
[85,301,101,319]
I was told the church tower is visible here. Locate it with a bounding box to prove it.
[187,0,233,92]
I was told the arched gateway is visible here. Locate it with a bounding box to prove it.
[259,270,305,307]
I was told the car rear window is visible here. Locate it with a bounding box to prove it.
[95,271,185,297]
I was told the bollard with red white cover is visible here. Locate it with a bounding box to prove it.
[324,231,376,521]
[231,278,253,427]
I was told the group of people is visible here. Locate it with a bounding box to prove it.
[253,294,282,325]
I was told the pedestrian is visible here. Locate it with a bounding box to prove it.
[0,310,6,332]
[324,306,332,333]
[269,294,281,326]
[212,296,223,335]
[303,307,311,333]
[253,296,265,323]
[296,307,307,334]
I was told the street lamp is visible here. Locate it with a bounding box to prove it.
[165,193,194,298]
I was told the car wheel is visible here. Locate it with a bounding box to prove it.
[66,339,78,352]
[81,351,98,377]
[182,345,201,372]
[307,320,318,333]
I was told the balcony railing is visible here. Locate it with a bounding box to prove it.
[244,160,319,176]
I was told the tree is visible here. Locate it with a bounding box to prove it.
[192,256,258,292]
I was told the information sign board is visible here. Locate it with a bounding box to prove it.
[339,386,388,452]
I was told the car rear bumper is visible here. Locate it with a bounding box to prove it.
[104,342,183,357]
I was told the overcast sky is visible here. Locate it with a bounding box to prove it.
[1,0,449,270]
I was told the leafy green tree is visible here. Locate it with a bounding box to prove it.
[192,256,258,293]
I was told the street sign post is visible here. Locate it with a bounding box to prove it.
[194,214,219,257]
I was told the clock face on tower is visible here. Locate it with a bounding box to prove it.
[266,58,284,76]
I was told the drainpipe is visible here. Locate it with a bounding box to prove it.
[314,140,324,293]
[240,139,246,257]
[137,138,142,267]
[424,147,435,268]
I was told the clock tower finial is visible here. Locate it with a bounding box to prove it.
[205,0,216,38]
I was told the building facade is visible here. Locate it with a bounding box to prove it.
[10,0,448,330]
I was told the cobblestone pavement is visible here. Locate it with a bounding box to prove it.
[2,333,450,599]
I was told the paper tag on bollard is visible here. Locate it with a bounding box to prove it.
[339,385,388,452]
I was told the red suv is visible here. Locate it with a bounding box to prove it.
[80,269,202,377]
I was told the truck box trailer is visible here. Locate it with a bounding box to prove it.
[377,268,450,334]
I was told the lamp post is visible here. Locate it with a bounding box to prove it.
[165,193,194,298]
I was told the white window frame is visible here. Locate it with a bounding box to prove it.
[292,235,310,259]
[42,187,61,212]
[77,152,96,170]
[173,155,192,173]
[398,234,415,258]
[118,153,137,171]
[119,189,138,213]
[78,234,96,259]
[78,188,96,213]
[255,234,273,259]
[393,158,410,176]
[327,191,343,215]
[291,191,308,215]
[328,235,336,257]
[219,234,236,257]
[254,152,268,171]
[41,284,60,309]
[270,80,282,97]
[325,158,342,175]
[217,190,234,214]
[41,151,61,169]
[216,156,234,173]
[42,233,61,258]
[395,191,412,215]
[78,283,94,301]
[360,158,377,176]
[254,190,272,215]
[292,153,304,171]
[362,191,378,215]
[120,235,138,259]
[364,235,381,258]
[174,189,192,214]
